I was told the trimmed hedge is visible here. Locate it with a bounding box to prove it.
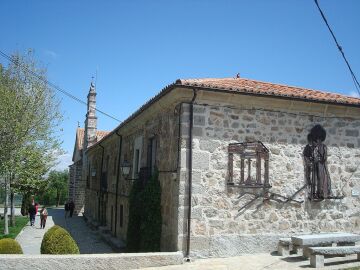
[0,238,23,254]
[41,225,79,254]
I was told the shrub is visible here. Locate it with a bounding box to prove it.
[41,225,79,254]
[140,169,162,252]
[40,225,62,251]
[126,168,162,252]
[126,177,144,252]
[0,238,23,254]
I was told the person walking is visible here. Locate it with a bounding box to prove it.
[69,201,75,218]
[64,201,70,218]
[28,204,36,226]
[40,206,48,229]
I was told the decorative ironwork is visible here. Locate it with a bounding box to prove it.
[228,141,270,188]
[237,184,307,213]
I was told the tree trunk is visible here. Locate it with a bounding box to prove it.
[10,191,15,226]
[3,176,9,235]
[56,190,60,207]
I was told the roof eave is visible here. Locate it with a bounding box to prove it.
[179,84,360,108]
[86,81,360,152]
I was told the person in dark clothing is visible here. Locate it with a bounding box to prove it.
[64,202,70,218]
[69,201,75,217]
[28,204,36,226]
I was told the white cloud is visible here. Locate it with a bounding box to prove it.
[52,153,72,171]
[44,50,58,59]
[349,91,360,98]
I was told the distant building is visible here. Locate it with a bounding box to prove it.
[78,78,360,257]
[68,82,109,214]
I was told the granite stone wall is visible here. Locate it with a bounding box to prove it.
[84,105,181,251]
[69,160,85,214]
[178,102,360,257]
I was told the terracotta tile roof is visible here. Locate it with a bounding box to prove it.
[76,128,110,150]
[95,130,111,142]
[87,77,360,151]
[177,78,360,106]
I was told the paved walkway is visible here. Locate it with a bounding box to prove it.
[15,213,55,254]
[143,254,360,270]
[16,208,113,254]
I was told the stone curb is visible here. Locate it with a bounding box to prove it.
[0,251,184,270]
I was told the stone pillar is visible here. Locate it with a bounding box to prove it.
[73,160,85,214]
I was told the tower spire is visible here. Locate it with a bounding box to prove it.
[84,81,97,150]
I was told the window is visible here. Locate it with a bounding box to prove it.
[147,137,157,175]
[113,156,117,175]
[111,205,114,231]
[120,204,124,227]
[87,162,91,188]
[134,150,140,176]
[132,136,143,179]
[105,155,110,172]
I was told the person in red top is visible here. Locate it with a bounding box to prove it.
[40,206,48,229]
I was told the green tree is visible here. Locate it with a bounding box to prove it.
[0,51,62,234]
[39,170,68,207]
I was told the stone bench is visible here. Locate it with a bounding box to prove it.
[278,238,292,256]
[309,246,360,268]
[292,233,360,258]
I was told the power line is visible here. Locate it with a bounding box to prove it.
[0,50,121,122]
[314,0,360,97]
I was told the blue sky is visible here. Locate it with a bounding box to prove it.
[1,0,359,170]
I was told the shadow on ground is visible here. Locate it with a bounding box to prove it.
[48,208,114,254]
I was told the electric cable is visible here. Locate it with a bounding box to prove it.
[0,50,121,122]
[314,0,360,96]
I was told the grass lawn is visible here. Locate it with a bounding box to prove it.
[0,216,29,239]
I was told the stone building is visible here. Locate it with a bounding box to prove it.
[68,82,109,214]
[82,77,360,257]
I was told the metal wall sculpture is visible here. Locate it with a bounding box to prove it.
[228,141,270,188]
[303,124,332,200]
